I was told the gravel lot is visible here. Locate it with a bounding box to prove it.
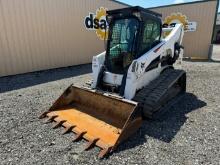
[0,61,219,165]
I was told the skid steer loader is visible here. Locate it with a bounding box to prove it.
[39,6,186,158]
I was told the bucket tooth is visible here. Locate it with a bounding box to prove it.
[84,138,99,151]
[62,125,75,135]
[44,115,58,124]
[73,131,87,142]
[98,147,112,159]
[39,111,49,119]
[52,120,66,129]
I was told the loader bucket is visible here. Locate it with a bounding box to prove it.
[39,85,142,158]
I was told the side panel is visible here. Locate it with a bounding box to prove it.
[124,24,184,99]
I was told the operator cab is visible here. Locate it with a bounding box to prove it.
[98,7,162,94]
[105,6,162,74]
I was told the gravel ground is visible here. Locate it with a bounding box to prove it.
[0,61,220,165]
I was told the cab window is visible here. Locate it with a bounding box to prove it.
[139,19,161,55]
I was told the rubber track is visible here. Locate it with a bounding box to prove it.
[133,69,185,118]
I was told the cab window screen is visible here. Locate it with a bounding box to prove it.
[139,19,161,55]
[107,18,139,74]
